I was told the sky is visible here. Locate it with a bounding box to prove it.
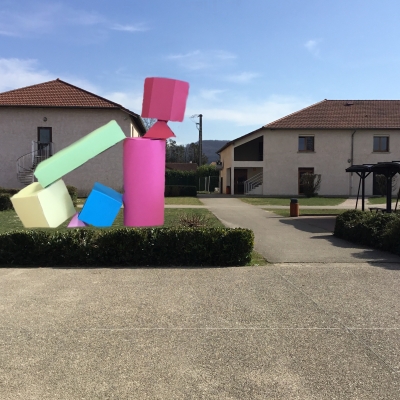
[1,0,400,144]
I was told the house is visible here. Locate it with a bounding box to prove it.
[0,79,146,195]
[217,100,400,196]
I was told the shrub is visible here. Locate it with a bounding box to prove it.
[0,187,19,195]
[375,174,397,196]
[334,210,400,254]
[0,194,13,211]
[165,185,197,197]
[66,185,78,206]
[0,227,254,267]
[178,213,209,228]
[300,173,321,198]
[165,170,197,186]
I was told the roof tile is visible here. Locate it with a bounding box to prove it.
[0,78,126,109]
[265,100,400,129]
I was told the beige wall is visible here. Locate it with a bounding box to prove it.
[219,144,233,194]
[219,128,400,196]
[0,107,141,195]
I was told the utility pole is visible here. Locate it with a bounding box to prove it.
[198,114,203,167]
[191,114,203,166]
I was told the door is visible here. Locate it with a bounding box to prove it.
[298,168,314,195]
[37,127,53,158]
[234,169,248,194]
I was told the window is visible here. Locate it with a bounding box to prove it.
[298,136,314,152]
[373,136,389,152]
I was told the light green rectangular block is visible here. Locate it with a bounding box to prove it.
[34,120,126,187]
[11,179,76,228]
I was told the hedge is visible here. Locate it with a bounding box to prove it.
[0,185,78,209]
[165,167,219,189]
[334,210,400,255]
[165,185,197,197]
[66,185,78,206]
[0,227,254,266]
[165,170,197,186]
[0,187,19,195]
[0,194,13,211]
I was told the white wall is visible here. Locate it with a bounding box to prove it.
[219,128,400,196]
[0,107,140,195]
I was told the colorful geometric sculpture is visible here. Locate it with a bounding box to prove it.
[143,121,176,139]
[11,179,75,228]
[141,77,189,122]
[34,120,126,188]
[67,213,88,228]
[78,182,123,227]
[123,138,166,227]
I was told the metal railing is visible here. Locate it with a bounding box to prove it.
[244,171,263,194]
[16,141,54,185]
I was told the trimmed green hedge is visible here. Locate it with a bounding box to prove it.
[0,187,19,195]
[0,185,78,208]
[165,170,197,186]
[0,227,254,266]
[165,185,197,197]
[66,185,78,207]
[334,210,400,254]
[0,194,13,211]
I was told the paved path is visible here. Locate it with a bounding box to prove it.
[2,197,400,399]
[1,265,399,399]
[199,197,400,263]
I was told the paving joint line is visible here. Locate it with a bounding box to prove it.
[274,270,399,374]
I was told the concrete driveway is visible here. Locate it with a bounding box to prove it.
[1,265,399,399]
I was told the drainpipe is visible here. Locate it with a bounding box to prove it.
[350,130,356,196]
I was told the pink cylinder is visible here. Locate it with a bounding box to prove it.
[123,138,166,227]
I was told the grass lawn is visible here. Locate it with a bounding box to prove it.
[241,197,348,206]
[264,208,346,217]
[164,197,203,205]
[0,208,219,233]
[367,197,400,205]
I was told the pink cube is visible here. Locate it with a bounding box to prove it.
[141,77,189,122]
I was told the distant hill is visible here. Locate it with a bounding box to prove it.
[202,140,230,163]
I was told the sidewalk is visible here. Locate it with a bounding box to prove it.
[199,197,400,263]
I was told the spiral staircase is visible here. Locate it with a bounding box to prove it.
[16,142,54,186]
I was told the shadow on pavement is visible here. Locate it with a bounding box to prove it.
[279,216,400,267]
[279,216,337,233]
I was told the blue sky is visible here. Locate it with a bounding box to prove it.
[1,0,400,144]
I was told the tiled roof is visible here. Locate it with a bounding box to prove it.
[0,78,146,133]
[217,99,400,154]
[265,100,400,129]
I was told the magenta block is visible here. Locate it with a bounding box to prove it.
[67,213,88,228]
[123,138,166,227]
[141,77,189,122]
[143,120,175,139]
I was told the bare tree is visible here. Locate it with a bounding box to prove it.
[141,118,157,131]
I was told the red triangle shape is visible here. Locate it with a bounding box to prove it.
[143,121,176,139]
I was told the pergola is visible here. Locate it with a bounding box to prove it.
[346,162,400,212]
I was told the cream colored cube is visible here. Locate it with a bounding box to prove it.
[11,179,76,228]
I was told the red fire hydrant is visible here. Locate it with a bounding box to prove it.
[290,198,299,217]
